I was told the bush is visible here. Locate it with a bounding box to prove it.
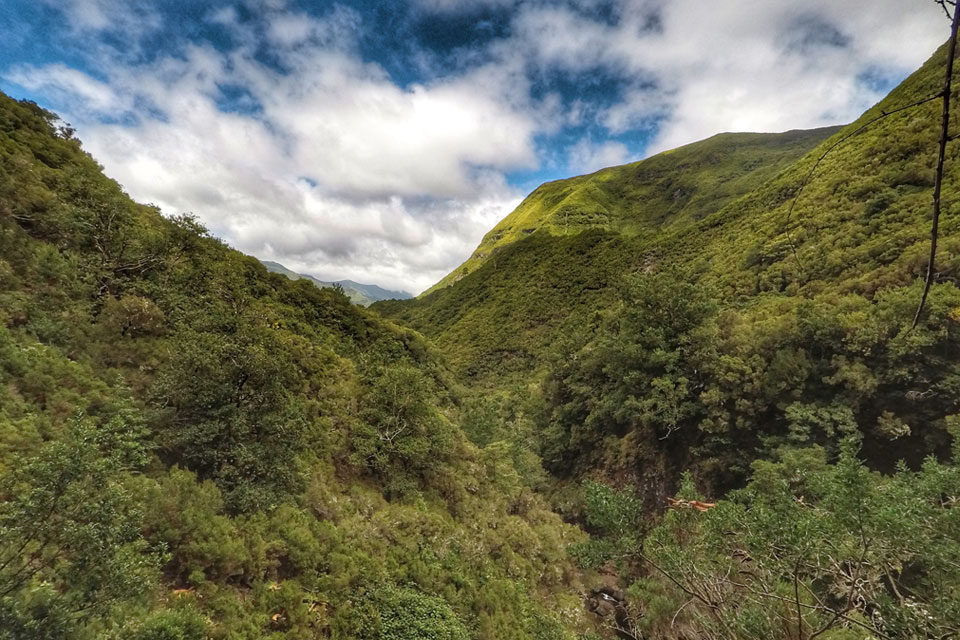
[362,586,469,640]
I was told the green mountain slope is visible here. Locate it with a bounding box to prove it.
[425,126,841,295]
[375,41,960,500]
[376,42,957,386]
[0,93,589,639]
[260,260,412,306]
[376,128,841,380]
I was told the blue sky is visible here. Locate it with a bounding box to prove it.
[0,0,947,292]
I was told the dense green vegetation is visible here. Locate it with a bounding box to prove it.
[576,439,960,639]
[0,93,589,639]
[376,39,960,638]
[6,26,960,640]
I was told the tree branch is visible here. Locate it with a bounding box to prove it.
[780,92,942,279]
[913,1,960,327]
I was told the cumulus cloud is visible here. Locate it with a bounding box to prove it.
[255,55,538,199]
[7,8,535,292]
[4,0,948,293]
[505,0,945,153]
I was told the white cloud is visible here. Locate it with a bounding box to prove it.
[41,0,161,37]
[263,6,361,50]
[6,0,949,293]
[602,87,671,133]
[6,64,132,116]
[10,16,534,293]
[255,54,538,198]
[506,0,945,153]
[567,139,630,175]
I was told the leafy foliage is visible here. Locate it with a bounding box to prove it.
[0,93,587,638]
[0,417,155,639]
[582,441,960,640]
[360,586,470,640]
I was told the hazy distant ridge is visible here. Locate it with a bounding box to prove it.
[260,260,412,306]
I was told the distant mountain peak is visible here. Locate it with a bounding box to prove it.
[260,260,412,306]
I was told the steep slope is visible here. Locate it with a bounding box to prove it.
[376,127,840,381]
[425,126,841,294]
[376,42,958,386]
[376,41,960,506]
[0,94,589,640]
[260,259,412,306]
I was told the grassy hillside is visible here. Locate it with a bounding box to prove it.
[377,40,960,494]
[261,259,411,306]
[379,128,842,379]
[375,125,837,385]
[0,93,590,640]
[425,126,841,294]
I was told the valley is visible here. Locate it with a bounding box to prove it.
[1,29,960,640]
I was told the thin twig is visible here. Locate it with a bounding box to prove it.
[780,91,942,278]
[940,0,954,19]
[671,597,695,627]
[913,1,960,327]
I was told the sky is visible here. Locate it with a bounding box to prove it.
[0,1,949,294]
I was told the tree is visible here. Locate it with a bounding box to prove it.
[0,416,156,639]
[351,364,457,497]
[914,0,960,326]
[540,270,716,475]
[149,322,311,513]
[582,441,960,639]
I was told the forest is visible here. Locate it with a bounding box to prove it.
[2,15,960,640]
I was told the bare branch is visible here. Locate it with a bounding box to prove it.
[939,0,954,20]
[913,1,960,327]
[780,91,942,278]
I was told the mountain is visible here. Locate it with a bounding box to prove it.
[260,259,412,306]
[0,92,588,639]
[424,126,842,295]
[370,40,960,636]
[375,41,956,390]
[376,41,960,491]
[375,127,842,382]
